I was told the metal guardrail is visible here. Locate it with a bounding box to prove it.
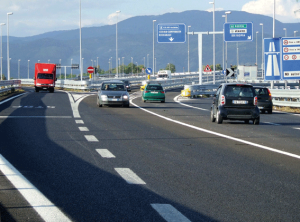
[270,89,300,108]
[0,80,21,93]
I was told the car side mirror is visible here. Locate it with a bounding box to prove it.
[55,78,57,81]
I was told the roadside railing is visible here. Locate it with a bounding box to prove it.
[269,89,300,108]
[0,80,21,94]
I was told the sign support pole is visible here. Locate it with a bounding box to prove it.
[188,31,223,85]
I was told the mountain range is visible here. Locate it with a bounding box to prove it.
[3,10,300,79]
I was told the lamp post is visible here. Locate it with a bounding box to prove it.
[143,57,145,69]
[209,1,215,84]
[71,58,73,77]
[59,59,61,79]
[256,31,259,66]
[153,19,156,76]
[283,28,287,37]
[27,60,30,79]
[147,54,149,68]
[260,23,264,79]
[136,62,138,75]
[79,0,83,81]
[188,25,191,73]
[294,31,298,37]
[7,12,13,80]
[48,59,50,63]
[155,58,156,74]
[108,59,111,78]
[0,23,5,81]
[38,60,40,63]
[131,57,133,75]
[116,10,121,78]
[122,57,124,74]
[224,11,231,71]
[18,59,20,79]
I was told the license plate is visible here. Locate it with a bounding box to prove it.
[111,99,119,101]
[232,100,248,104]
[151,92,158,94]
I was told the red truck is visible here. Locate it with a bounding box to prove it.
[34,63,57,93]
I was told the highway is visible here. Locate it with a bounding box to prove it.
[0,87,300,221]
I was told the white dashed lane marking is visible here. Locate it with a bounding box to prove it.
[114,168,146,184]
[75,120,84,124]
[12,106,55,109]
[151,204,191,222]
[96,149,116,158]
[84,135,99,142]
[79,127,89,131]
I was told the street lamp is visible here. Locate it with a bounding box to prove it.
[209,1,215,84]
[147,54,149,68]
[294,31,298,37]
[18,59,20,79]
[79,0,83,81]
[256,31,259,66]
[153,19,156,76]
[0,23,5,81]
[71,58,73,76]
[260,23,264,79]
[136,62,138,75]
[48,59,50,63]
[188,25,191,73]
[131,57,133,75]
[224,11,231,71]
[116,10,121,78]
[27,60,30,79]
[283,28,287,37]
[122,57,124,74]
[7,12,13,80]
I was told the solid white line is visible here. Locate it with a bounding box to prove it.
[96,149,116,158]
[114,168,146,184]
[151,204,191,222]
[0,155,71,222]
[263,122,281,126]
[75,120,84,124]
[0,116,72,119]
[78,127,89,131]
[294,128,300,130]
[84,135,99,142]
[174,95,208,111]
[130,99,300,160]
[0,93,27,105]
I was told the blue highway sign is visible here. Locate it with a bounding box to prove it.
[264,38,281,81]
[224,22,253,42]
[157,23,186,43]
[146,68,152,74]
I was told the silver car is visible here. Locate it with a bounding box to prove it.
[97,81,130,107]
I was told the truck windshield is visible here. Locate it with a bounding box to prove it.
[158,74,168,78]
[37,73,53,79]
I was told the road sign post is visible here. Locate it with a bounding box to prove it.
[157,23,186,43]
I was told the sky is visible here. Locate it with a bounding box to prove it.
[1,0,300,37]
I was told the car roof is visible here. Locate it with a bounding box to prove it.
[221,83,253,87]
[253,86,268,88]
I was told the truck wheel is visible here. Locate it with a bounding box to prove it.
[35,87,39,92]
[49,88,54,93]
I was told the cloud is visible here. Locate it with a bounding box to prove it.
[242,0,300,19]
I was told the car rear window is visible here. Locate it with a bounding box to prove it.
[224,85,254,98]
[254,88,269,95]
[146,85,163,90]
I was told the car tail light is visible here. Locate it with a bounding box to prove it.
[145,91,149,93]
[221,95,225,105]
[254,96,258,105]
[160,91,165,94]
[267,88,272,100]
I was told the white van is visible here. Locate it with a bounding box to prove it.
[157,70,172,80]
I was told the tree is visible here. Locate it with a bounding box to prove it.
[164,63,176,73]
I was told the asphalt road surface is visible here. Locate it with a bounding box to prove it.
[0,87,299,221]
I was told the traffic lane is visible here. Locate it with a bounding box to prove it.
[80,94,300,221]
[0,93,211,221]
[138,90,300,157]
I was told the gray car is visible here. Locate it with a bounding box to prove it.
[97,81,130,107]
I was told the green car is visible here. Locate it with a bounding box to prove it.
[142,84,165,103]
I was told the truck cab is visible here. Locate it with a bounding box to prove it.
[157,70,172,80]
[34,63,57,93]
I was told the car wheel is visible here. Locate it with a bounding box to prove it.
[123,103,130,108]
[268,109,272,114]
[97,97,102,107]
[244,120,249,124]
[211,109,216,122]
[216,110,223,124]
[253,117,260,125]
[261,110,266,114]
[161,100,165,103]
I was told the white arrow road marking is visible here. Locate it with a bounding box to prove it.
[0,155,71,222]
[151,204,191,222]
[115,168,146,184]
